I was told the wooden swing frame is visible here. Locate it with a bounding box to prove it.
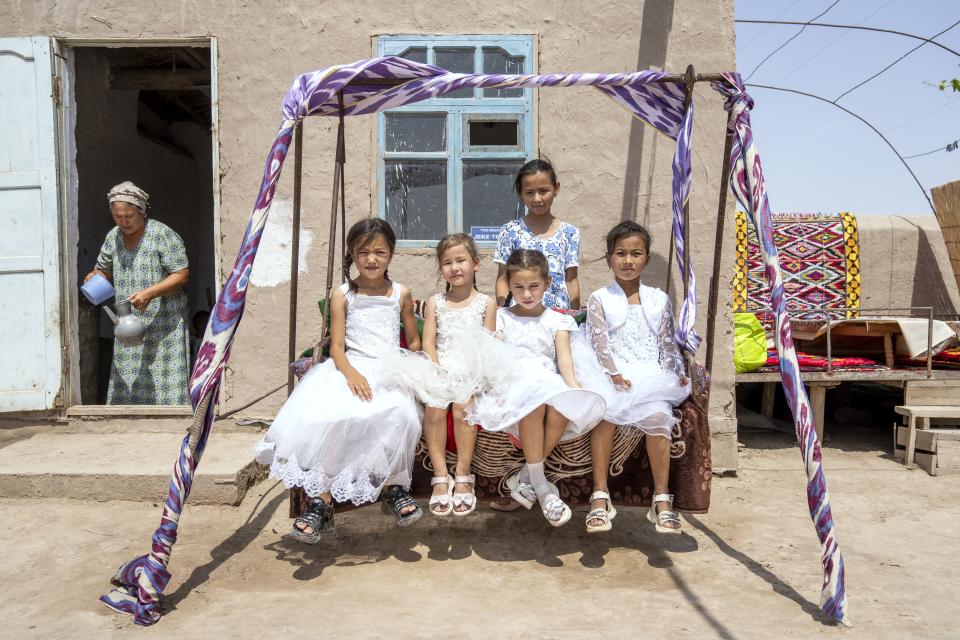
[284,66,735,511]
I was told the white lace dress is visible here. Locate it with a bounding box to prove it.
[413,292,492,408]
[255,282,422,504]
[571,284,691,439]
[467,307,606,441]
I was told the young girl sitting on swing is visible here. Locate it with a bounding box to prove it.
[468,249,606,527]
[418,233,497,517]
[571,221,691,534]
[255,218,425,543]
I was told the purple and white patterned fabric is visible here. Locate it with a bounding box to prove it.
[101,57,843,627]
[714,73,848,626]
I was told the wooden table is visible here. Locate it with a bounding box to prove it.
[738,369,960,442]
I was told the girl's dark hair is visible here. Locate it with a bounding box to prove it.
[504,249,550,284]
[513,158,558,196]
[605,220,652,255]
[436,233,480,292]
[343,218,396,292]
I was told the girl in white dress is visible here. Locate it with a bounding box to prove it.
[420,234,497,517]
[571,221,691,534]
[255,218,425,543]
[468,249,606,527]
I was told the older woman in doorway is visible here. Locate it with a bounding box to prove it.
[83,181,191,405]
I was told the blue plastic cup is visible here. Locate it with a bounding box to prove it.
[81,273,116,305]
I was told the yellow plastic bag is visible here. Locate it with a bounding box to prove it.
[734,312,767,373]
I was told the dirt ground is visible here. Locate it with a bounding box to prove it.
[2,423,959,639]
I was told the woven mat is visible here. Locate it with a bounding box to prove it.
[733,211,861,326]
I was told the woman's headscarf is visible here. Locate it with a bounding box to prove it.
[107,181,150,214]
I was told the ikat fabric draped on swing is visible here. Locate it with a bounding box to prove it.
[100,56,848,627]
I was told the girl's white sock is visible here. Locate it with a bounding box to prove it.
[525,460,551,497]
[518,465,531,484]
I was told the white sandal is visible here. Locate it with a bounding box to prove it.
[428,476,454,516]
[647,492,682,534]
[452,474,477,517]
[585,490,618,533]
[505,472,537,510]
[538,482,571,527]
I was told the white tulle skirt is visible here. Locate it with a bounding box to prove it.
[466,353,607,442]
[381,346,483,409]
[570,329,690,439]
[255,352,423,504]
[391,324,537,410]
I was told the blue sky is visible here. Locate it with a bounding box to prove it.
[735,0,960,214]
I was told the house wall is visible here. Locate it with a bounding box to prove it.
[0,0,741,469]
[857,214,960,317]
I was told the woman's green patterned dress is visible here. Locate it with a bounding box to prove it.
[96,219,190,405]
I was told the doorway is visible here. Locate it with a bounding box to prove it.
[67,43,217,408]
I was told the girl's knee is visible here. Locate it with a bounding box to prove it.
[425,406,446,422]
[645,432,670,446]
[544,405,563,419]
[523,404,546,421]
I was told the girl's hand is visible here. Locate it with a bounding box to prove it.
[346,370,373,401]
[611,374,632,388]
[679,376,689,387]
[128,289,154,311]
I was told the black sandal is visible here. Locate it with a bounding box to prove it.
[380,485,423,527]
[287,498,335,544]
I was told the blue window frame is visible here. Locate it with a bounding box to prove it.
[376,35,535,247]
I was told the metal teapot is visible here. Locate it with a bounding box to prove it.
[103,299,146,347]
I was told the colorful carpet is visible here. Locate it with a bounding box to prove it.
[734,211,861,326]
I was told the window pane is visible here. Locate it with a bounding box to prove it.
[469,120,519,147]
[483,48,524,98]
[385,113,446,152]
[397,47,427,64]
[385,160,447,241]
[435,47,474,99]
[462,160,524,232]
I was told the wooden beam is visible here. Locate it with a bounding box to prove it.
[110,68,210,90]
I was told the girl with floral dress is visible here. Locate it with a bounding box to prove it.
[493,159,581,311]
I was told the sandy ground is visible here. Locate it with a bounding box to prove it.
[2,424,959,640]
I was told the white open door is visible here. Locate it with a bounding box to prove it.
[0,37,62,412]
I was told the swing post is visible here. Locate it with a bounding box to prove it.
[287,121,304,395]
[680,65,699,393]
[319,92,347,349]
[681,64,694,302]
[704,109,735,375]
[666,65,696,297]
[339,92,347,284]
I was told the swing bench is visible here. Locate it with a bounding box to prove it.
[289,298,710,512]
[102,57,849,627]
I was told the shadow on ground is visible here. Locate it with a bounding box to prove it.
[263,501,701,581]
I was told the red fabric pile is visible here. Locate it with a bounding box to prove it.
[763,350,878,371]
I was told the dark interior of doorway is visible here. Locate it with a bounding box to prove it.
[74,45,214,404]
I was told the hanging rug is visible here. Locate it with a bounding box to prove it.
[733,211,861,328]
